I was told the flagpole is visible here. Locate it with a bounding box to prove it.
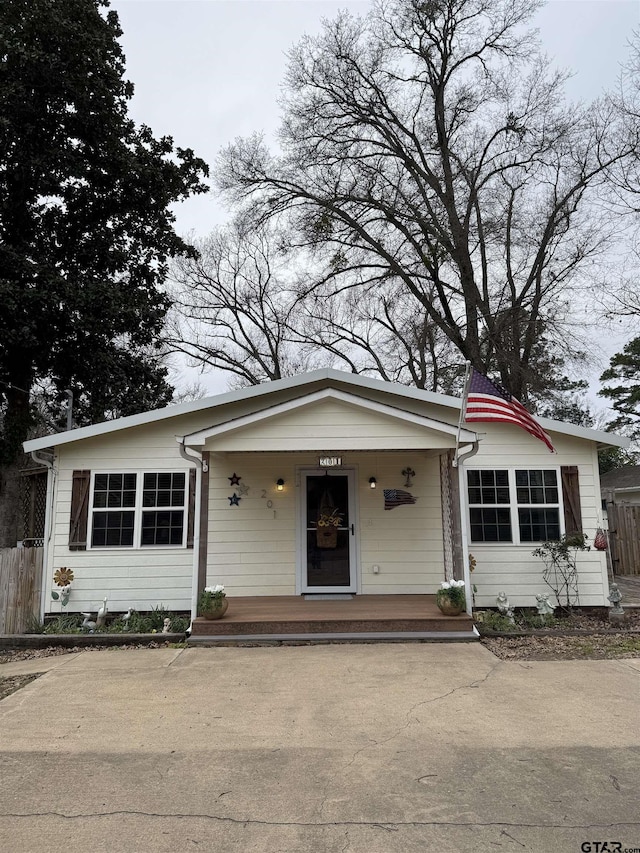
[453,360,472,468]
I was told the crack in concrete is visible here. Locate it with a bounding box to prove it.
[406,661,501,713]
[1,810,639,831]
[340,663,500,772]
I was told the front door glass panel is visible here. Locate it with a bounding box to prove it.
[305,474,350,587]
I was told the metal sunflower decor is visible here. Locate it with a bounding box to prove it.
[53,567,74,587]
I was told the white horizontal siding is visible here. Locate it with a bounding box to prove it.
[205,451,446,596]
[209,400,455,452]
[46,416,210,613]
[468,431,609,607]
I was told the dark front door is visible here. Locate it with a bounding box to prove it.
[304,472,355,590]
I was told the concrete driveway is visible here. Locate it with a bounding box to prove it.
[0,644,639,853]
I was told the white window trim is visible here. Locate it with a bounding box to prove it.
[88,470,189,550]
[465,466,565,546]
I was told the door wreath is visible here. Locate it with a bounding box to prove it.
[316,491,342,549]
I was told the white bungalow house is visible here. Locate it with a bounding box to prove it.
[23,370,628,636]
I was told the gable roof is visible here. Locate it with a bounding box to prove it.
[180,387,478,448]
[23,368,629,452]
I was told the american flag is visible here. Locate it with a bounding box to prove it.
[463,368,555,453]
[383,489,417,510]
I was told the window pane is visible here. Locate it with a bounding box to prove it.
[469,507,512,542]
[123,474,136,491]
[141,510,184,546]
[95,473,137,509]
[157,473,172,490]
[468,471,480,487]
[515,470,558,505]
[519,508,560,542]
[468,470,509,504]
[143,473,157,490]
[91,511,134,547]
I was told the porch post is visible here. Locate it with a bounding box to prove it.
[440,450,464,581]
[197,451,210,595]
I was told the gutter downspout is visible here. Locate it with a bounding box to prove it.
[178,439,207,622]
[30,450,54,622]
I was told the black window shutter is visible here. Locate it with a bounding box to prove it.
[69,470,91,551]
[561,466,582,536]
[186,468,196,549]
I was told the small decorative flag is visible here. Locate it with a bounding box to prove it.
[464,368,555,452]
[383,489,417,510]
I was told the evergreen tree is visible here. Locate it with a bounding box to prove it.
[599,336,640,441]
[0,0,208,545]
[0,0,209,464]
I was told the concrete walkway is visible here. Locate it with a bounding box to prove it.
[0,644,639,852]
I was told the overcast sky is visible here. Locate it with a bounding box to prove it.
[109,0,640,402]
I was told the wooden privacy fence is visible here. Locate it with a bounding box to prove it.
[607,503,640,576]
[0,547,43,633]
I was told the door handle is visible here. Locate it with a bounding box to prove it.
[351,524,354,535]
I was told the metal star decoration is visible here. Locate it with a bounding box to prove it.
[237,482,249,496]
[228,493,241,506]
[228,473,241,485]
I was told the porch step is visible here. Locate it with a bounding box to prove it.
[189,595,475,642]
[190,615,474,636]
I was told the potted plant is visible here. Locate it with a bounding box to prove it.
[198,584,228,620]
[436,579,466,616]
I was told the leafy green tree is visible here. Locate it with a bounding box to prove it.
[0,0,209,465]
[0,0,208,545]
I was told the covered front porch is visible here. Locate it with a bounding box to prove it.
[181,384,479,614]
[189,594,476,643]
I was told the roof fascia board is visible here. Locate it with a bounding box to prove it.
[180,387,477,446]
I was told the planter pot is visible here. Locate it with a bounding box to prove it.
[200,599,228,620]
[436,592,464,616]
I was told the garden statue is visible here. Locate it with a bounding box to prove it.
[607,583,624,615]
[535,593,554,618]
[81,613,96,632]
[496,592,514,622]
[496,591,515,623]
[496,591,510,614]
[122,608,132,629]
[162,618,171,634]
[96,598,108,629]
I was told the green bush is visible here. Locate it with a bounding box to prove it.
[43,613,83,634]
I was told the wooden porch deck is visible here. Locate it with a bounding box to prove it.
[189,595,476,643]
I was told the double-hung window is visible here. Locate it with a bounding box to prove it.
[467,469,561,544]
[141,473,186,546]
[92,474,137,547]
[90,471,187,548]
